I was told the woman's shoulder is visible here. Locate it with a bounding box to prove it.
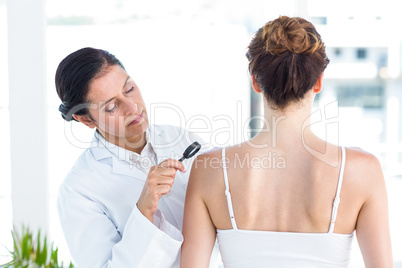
[189,145,248,190]
[343,146,385,198]
[188,148,226,190]
[62,147,111,185]
[191,143,250,171]
[191,147,224,172]
[344,146,382,173]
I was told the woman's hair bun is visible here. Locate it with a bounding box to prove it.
[58,102,77,122]
[246,16,329,109]
[262,16,323,55]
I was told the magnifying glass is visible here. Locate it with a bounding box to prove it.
[164,141,201,198]
[179,142,201,162]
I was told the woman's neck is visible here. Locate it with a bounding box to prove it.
[251,97,317,150]
[99,130,147,154]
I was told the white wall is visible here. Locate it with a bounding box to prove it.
[7,0,49,232]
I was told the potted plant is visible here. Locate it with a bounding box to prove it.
[1,226,74,268]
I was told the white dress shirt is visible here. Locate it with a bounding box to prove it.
[57,124,213,267]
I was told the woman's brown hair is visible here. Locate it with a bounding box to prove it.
[246,16,329,109]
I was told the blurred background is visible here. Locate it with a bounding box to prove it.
[0,0,401,266]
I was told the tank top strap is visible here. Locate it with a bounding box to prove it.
[328,146,346,233]
[221,148,238,230]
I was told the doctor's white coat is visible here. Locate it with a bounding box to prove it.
[57,124,212,267]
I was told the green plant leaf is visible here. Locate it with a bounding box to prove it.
[1,226,74,268]
[11,229,20,259]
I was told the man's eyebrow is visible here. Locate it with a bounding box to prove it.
[99,76,131,109]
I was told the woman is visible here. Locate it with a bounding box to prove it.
[181,16,393,267]
[55,47,211,267]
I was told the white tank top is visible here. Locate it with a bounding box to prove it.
[216,147,354,268]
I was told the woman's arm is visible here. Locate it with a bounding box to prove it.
[58,187,183,268]
[181,155,217,268]
[58,159,185,268]
[355,153,393,268]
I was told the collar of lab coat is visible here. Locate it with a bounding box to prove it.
[89,125,166,179]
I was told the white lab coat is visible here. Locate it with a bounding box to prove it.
[57,124,215,267]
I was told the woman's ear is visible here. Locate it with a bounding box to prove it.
[251,75,262,94]
[73,114,97,128]
[313,73,324,93]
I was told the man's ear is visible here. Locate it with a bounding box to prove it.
[313,73,324,93]
[251,75,262,94]
[73,114,97,128]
